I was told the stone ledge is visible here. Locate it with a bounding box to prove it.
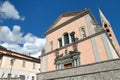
[37,59,120,80]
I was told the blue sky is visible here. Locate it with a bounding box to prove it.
[0,0,120,57]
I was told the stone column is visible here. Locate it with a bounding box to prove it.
[68,34,72,44]
[62,36,64,46]
[74,60,76,67]
[76,59,79,66]
[61,64,64,69]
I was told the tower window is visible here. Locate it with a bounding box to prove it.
[64,33,69,45]
[109,34,112,37]
[70,32,75,42]
[106,29,110,32]
[58,38,62,48]
[104,24,108,27]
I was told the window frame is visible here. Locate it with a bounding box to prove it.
[70,32,75,43]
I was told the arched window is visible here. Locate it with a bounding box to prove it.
[64,32,69,45]
[106,29,110,32]
[70,32,75,42]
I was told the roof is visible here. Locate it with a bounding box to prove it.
[0,46,40,63]
[45,8,97,35]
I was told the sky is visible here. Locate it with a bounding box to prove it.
[0,0,120,58]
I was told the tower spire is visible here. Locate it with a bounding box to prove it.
[99,8,110,25]
[99,8,120,57]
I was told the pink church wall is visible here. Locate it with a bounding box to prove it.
[41,13,119,72]
[46,16,90,52]
[78,39,95,65]
[95,35,108,61]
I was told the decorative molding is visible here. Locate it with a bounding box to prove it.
[40,30,105,57]
[55,51,80,65]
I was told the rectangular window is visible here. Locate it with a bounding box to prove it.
[32,76,34,80]
[22,61,25,68]
[20,75,25,80]
[58,38,62,48]
[10,58,15,65]
[33,63,35,69]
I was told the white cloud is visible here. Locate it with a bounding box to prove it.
[22,34,46,55]
[0,25,23,44]
[0,26,46,58]
[0,1,24,21]
[1,43,23,53]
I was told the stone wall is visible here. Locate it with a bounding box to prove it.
[37,59,120,80]
[0,78,20,80]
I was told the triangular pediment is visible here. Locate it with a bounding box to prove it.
[51,15,75,29]
[45,9,89,35]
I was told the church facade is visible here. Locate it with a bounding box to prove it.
[38,8,120,80]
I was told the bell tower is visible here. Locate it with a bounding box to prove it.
[99,8,120,56]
